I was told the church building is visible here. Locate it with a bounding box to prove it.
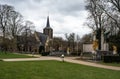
[34,16,53,53]
[16,16,53,54]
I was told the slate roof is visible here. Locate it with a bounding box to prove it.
[35,31,48,46]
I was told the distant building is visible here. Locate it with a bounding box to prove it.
[34,31,49,53]
[33,16,53,53]
[17,16,53,54]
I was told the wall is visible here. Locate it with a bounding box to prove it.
[83,43,109,53]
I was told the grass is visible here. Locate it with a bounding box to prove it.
[0,51,36,59]
[0,60,120,79]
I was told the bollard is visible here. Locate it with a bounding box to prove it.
[61,54,64,62]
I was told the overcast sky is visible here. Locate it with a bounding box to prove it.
[0,0,92,39]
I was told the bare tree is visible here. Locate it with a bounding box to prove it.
[85,0,120,51]
[65,33,75,53]
[21,21,35,52]
[85,0,106,50]
[109,0,120,12]
[81,33,92,43]
[7,11,25,51]
[75,34,81,55]
[52,37,63,51]
[98,0,120,31]
[0,4,14,51]
[0,4,14,39]
[7,11,24,38]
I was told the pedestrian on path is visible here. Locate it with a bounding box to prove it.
[61,54,64,62]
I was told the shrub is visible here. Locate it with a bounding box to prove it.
[41,52,50,56]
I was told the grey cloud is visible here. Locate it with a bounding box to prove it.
[0,0,85,17]
[0,0,26,4]
[33,0,43,3]
[54,0,85,16]
[32,0,86,16]
[0,0,90,38]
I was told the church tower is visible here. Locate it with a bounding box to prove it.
[43,16,53,39]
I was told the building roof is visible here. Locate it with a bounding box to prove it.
[35,31,48,46]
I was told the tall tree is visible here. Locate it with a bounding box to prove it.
[52,37,63,51]
[0,4,14,38]
[99,0,120,31]
[85,0,108,50]
[21,21,35,52]
[0,4,14,51]
[7,11,25,51]
[65,33,75,53]
[81,33,92,43]
[7,11,24,38]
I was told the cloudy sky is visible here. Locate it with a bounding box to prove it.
[0,0,92,39]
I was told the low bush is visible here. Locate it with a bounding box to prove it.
[41,52,50,56]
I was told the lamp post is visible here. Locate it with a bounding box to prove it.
[101,29,104,51]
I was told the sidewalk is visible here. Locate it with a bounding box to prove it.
[65,57,120,71]
[2,55,120,71]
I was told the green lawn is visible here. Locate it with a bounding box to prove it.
[0,60,120,79]
[0,52,36,59]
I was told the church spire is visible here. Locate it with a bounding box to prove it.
[43,15,53,39]
[46,16,50,27]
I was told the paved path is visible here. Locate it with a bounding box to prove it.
[65,57,120,71]
[2,55,120,71]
